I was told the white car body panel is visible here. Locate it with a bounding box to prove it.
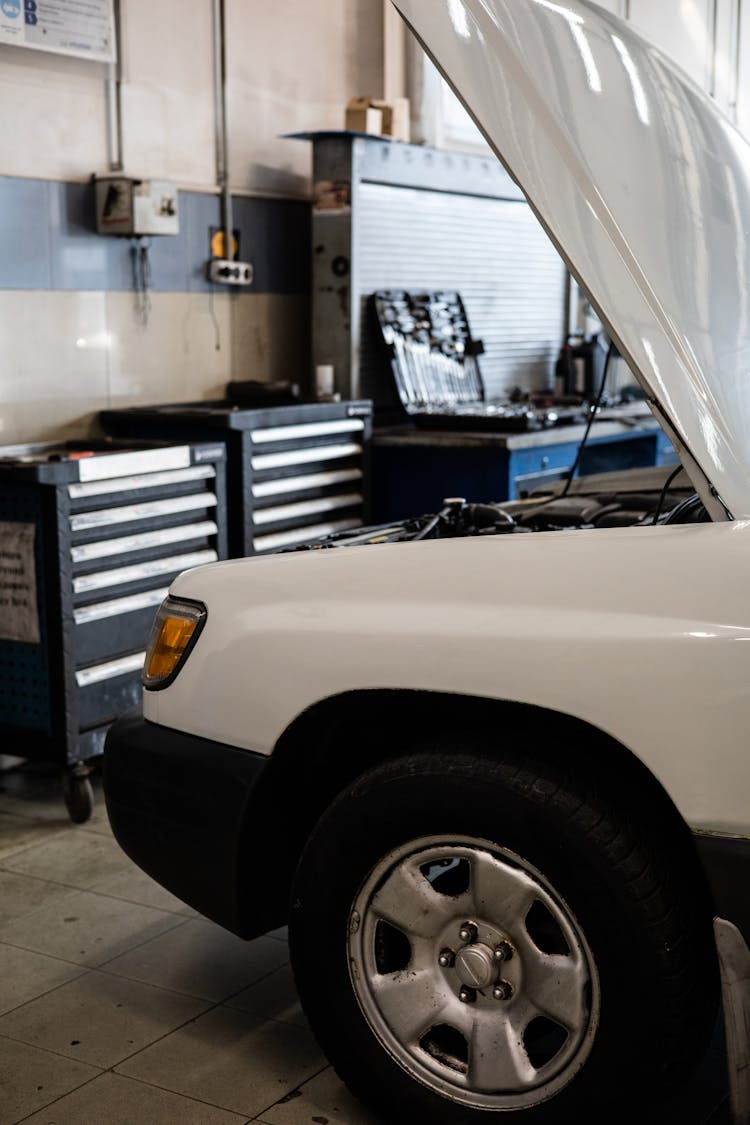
[148,523,750,837]
[392,0,750,521]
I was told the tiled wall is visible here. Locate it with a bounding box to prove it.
[0,178,311,444]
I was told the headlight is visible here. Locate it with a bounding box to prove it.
[142,596,207,690]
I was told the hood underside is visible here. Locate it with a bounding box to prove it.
[392,0,750,520]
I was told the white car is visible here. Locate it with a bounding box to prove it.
[104,2,750,1122]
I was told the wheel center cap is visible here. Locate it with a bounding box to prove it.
[455,943,496,990]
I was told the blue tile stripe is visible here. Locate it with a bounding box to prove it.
[0,177,310,295]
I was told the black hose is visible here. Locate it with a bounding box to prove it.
[560,342,615,498]
[651,464,684,525]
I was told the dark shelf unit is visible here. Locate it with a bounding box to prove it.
[100,400,373,558]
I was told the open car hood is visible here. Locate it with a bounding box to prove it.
[392,0,750,519]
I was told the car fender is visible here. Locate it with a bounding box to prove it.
[147,520,750,836]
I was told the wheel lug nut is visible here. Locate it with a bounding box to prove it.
[493,980,513,1001]
[459,986,476,1004]
[459,921,478,944]
[438,949,455,968]
[494,941,513,963]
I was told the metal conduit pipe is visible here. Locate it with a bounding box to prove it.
[105,0,123,171]
[213,0,234,260]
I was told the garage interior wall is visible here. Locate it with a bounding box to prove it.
[0,0,384,444]
[0,0,748,444]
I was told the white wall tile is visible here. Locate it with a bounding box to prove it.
[0,48,108,181]
[0,291,109,442]
[105,291,231,406]
[229,294,310,386]
[119,0,216,188]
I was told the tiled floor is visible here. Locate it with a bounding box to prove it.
[0,759,732,1125]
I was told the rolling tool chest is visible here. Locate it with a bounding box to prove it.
[100,400,373,557]
[0,439,227,821]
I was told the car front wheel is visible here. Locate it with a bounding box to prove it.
[289,746,716,1123]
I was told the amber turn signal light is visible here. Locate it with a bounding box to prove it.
[143,598,206,690]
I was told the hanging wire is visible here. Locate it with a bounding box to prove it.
[130,237,152,327]
[560,341,615,498]
[208,285,222,351]
[651,463,685,525]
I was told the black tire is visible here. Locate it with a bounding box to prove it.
[289,745,717,1124]
[62,770,94,824]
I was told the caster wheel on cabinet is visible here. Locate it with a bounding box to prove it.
[62,768,94,824]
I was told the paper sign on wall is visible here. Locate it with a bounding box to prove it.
[0,0,115,64]
[0,522,40,644]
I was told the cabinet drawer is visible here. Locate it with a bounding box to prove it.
[509,442,578,499]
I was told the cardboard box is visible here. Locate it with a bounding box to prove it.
[346,97,383,136]
[345,96,411,143]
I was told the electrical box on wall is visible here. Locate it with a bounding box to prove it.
[94,176,179,236]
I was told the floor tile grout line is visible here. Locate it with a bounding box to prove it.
[0,956,236,1025]
[11,1066,105,1125]
[1,910,301,1044]
[215,1006,308,1032]
[80,963,228,1003]
[108,1035,288,1117]
[95,942,291,1004]
[69,910,193,971]
[0,936,104,972]
[1,984,311,1062]
[0,831,72,865]
[252,1061,332,1120]
[0,1028,105,1071]
[0,862,139,897]
[1,962,241,1095]
[0,911,189,974]
[0,860,199,918]
[2,951,306,1074]
[0,991,216,1075]
[0,959,89,1021]
[0,863,93,889]
[0,806,108,832]
[79,884,198,917]
[103,970,323,1107]
[9,1055,258,1125]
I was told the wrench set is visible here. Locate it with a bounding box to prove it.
[372,290,571,432]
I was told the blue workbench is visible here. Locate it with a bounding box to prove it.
[372,414,677,521]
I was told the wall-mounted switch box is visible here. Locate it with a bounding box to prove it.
[208,258,253,286]
[94,176,179,236]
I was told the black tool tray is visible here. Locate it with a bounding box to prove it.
[371,290,561,433]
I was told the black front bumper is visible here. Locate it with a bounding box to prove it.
[103,711,270,936]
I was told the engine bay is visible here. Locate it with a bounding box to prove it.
[292,465,709,550]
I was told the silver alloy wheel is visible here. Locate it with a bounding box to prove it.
[348,836,600,1111]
